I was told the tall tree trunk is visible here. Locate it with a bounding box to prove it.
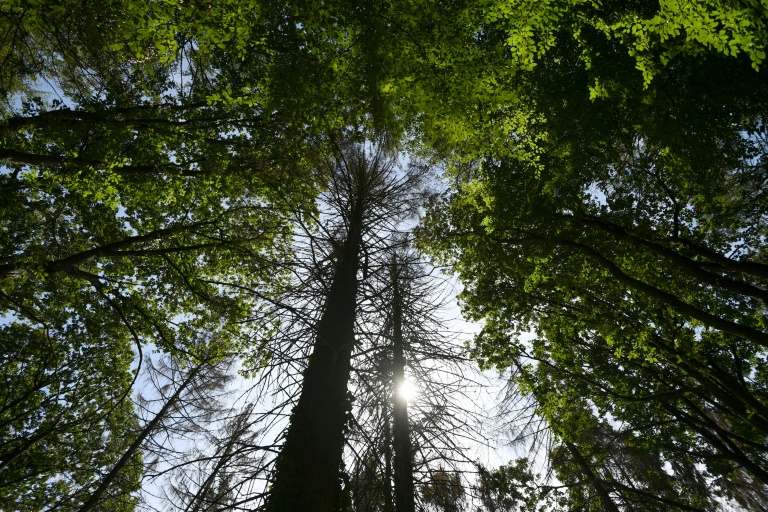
[391,266,416,512]
[264,203,364,512]
[384,400,394,512]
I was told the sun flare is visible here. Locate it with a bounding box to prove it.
[397,379,419,401]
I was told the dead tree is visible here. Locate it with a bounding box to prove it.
[390,256,416,512]
[347,246,487,512]
[264,142,425,512]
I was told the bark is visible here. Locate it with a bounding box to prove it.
[391,266,416,512]
[384,404,394,512]
[264,198,364,512]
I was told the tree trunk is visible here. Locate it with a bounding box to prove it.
[391,267,416,512]
[384,401,394,512]
[264,204,364,512]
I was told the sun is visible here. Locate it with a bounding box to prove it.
[397,379,419,402]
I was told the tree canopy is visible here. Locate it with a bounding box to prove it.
[2,0,768,510]
[417,1,768,509]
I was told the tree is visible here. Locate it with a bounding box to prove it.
[418,1,768,507]
[389,256,417,512]
[264,140,426,512]
[77,345,242,512]
[1,3,339,507]
[345,244,486,512]
[161,401,271,512]
[422,134,768,507]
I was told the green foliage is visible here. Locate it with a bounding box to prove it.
[476,459,560,512]
[0,318,141,510]
[3,0,768,509]
[418,1,768,509]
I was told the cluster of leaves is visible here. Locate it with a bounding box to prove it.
[475,458,564,512]
[419,0,768,509]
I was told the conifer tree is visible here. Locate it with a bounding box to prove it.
[265,141,425,512]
